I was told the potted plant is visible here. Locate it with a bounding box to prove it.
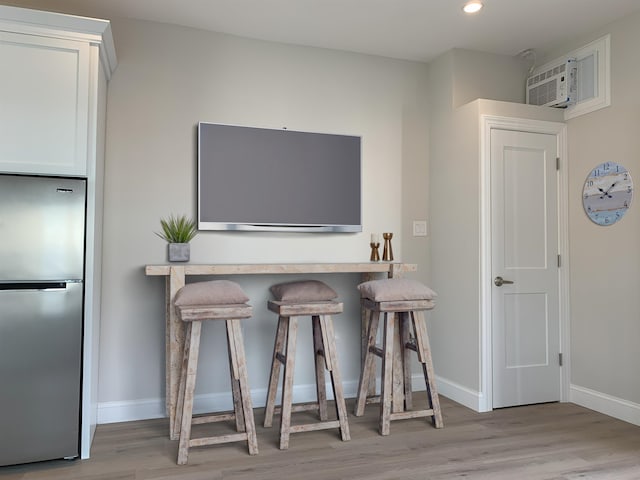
[156,214,197,262]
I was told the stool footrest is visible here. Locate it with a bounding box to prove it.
[404,342,418,353]
[192,412,236,425]
[289,420,341,434]
[272,402,322,415]
[389,409,434,421]
[369,345,384,357]
[189,432,249,448]
[366,395,381,405]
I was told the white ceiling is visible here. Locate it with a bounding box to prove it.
[8,0,640,62]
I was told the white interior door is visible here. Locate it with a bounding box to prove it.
[491,128,561,409]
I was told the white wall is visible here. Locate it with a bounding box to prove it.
[539,11,640,421]
[426,51,550,406]
[401,69,431,286]
[90,18,431,420]
[450,49,528,108]
[427,51,479,394]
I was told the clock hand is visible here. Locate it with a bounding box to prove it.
[599,182,617,199]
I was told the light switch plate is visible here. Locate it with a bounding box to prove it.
[413,220,427,237]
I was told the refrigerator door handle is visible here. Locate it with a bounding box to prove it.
[0,282,68,291]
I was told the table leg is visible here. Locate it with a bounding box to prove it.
[361,272,377,397]
[167,266,185,440]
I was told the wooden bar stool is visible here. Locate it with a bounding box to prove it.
[263,280,351,449]
[173,280,258,465]
[354,278,443,436]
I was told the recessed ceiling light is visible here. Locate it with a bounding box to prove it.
[463,1,483,14]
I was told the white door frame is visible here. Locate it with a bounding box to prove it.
[479,114,570,412]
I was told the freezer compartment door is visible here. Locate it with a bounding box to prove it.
[0,282,82,466]
[0,174,86,281]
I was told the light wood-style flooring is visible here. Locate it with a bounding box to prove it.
[3,395,640,479]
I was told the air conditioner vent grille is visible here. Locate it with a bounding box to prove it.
[528,63,566,87]
[529,79,558,106]
[526,58,576,108]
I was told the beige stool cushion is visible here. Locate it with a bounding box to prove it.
[357,278,437,302]
[174,280,249,306]
[270,280,338,302]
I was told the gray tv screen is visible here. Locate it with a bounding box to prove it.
[198,123,362,232]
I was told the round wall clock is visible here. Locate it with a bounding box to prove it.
[582,161,633,226]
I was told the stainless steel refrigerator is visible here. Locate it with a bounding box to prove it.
[0,174,86,466]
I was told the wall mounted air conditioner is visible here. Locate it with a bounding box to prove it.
[526,58,577,108]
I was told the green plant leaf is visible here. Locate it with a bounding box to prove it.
[155,214,197,243]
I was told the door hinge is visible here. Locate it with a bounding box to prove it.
[557,254,561,268]
[559,353,563,366]
[556,157,560,170]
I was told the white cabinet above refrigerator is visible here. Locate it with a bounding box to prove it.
[0,32,90,176]
[0,5,117,177]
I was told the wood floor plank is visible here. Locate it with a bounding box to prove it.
[3,396,640,479]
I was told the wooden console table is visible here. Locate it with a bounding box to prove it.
[145,262,417,440]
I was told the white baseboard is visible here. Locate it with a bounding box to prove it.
[570,384,640,427]
[98,380,362,424]
[433,375,483,412]
[98,375,483,424]
[92,379,629,426]
[97,397,166,424]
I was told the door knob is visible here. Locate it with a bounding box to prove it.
[494,276,514,287]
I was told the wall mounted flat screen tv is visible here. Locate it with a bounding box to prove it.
[198,122,362,232]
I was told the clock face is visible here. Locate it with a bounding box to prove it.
[583,161,633,226]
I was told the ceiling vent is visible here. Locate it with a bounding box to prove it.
[526,58,577,108]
